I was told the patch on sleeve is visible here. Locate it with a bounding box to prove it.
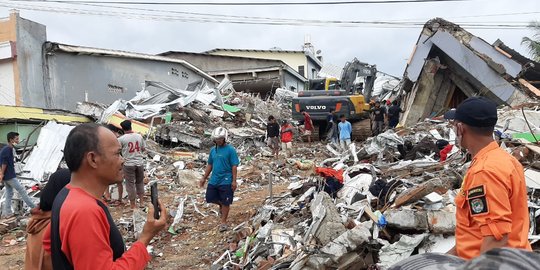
[467,185,485,199]
[469,196,488,215]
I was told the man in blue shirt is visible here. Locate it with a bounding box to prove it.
[199,127,239,232]
[338,115,352,151]
[1,132,36,218]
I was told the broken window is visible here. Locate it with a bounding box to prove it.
[107,84,125,94]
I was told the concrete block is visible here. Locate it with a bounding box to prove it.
[385,208,428,231]
[427,210,456,234]
[321,225,370,259]
[310,192,346,246]
[305,254,332,269]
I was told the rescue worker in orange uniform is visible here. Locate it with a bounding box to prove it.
[446,97,531,259]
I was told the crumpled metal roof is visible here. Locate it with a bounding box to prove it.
[21,121,74,182]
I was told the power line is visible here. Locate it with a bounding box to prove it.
[8,0,471,6]
[36,1,540,25]
[6,0,537,27]
[0,1,531,29]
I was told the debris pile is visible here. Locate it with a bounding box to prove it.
[1,77,540,269]
[204,108,540,269]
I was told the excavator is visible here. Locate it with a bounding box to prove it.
[292,58,377,141]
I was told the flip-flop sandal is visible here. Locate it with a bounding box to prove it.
[219,224,228,232]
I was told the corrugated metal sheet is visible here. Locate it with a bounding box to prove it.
[21,121,73,182]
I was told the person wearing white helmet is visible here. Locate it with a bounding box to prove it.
[199,127,240,232]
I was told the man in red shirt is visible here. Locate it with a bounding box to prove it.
[300,110,314,144]
[280,120,294,157]
[43,123,167,269]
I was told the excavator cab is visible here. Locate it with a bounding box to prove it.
[307,78,339,91]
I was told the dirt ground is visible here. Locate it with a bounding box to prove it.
[0,181,290,270]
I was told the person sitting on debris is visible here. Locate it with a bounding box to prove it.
[43,123,167,269]
[338,114,352,150]
[199,127,240,232]
[371,101,387,136]
[445,97,531,259]
[280,120,294,157]
[1,132,36,219]
[103,124,124,205]
[300,110,314,144]
[388,100,404,129]
[266,116,280,158]
[25,168,70,270]
[325,109,339,144]
[118,120,146,210]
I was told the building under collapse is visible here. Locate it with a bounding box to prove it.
[400,18,540,126]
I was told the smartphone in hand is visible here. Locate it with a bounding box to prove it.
[150,182,161,219]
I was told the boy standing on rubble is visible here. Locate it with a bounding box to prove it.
[338,115,352,150]
[199,127,240,232]
[118,120,146,210]
[1,132,36,218]
[266,116,280,158]
[445,97,531,259]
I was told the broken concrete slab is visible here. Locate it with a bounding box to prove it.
[320,224,371,259]
[427,210,456,234]
[385,208,429,231]
[309,192,347,246]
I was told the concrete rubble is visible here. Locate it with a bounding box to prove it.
[1,79,540,269]
[198,105,540,269]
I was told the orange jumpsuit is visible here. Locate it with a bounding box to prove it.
[455,141,531,259]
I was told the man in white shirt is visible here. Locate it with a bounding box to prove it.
[118,120,146,209]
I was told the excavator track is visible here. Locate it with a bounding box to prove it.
[351,119,373,141]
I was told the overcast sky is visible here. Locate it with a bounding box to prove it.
[1,0,538,76]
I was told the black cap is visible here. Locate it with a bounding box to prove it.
[446,97,497,127]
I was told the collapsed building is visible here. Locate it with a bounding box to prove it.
[400,18,540,126]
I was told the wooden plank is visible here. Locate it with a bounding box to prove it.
[519,78,540,97]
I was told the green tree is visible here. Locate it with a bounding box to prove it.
[522,21,540,62]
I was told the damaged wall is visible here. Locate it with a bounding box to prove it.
[206,48,322,80]
[16,14,47,108]
[0,11,47,108]
[162,52,306,94]
[44,46,217,110]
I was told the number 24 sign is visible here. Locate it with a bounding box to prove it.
[128,141,141,153]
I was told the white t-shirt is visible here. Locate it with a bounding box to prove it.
[118,132,146,166]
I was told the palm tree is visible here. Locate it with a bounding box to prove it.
[522,21,540,62]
